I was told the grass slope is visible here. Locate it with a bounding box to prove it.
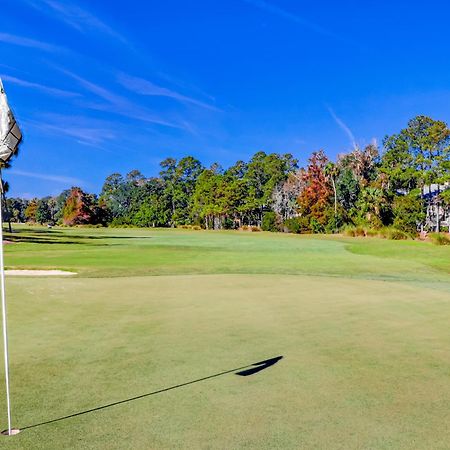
[4,226,450,283]
[0,226,449,449]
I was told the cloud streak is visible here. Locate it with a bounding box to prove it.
[25,113,117,147]
[57,68,186,130]
[8,169,85,186]
[1,74,81,98]
[34,123,115,147]
[117,73,221,112]
[243,0,341,40]
[23,0,127,44]
[0,32,62,52]
[326,105,357,150]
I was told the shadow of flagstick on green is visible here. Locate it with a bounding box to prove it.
[20,356,284,431]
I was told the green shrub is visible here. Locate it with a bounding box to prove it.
[80,224,105,228]
[261,212,278,232]
[343,226,408,240]
[393,195,425,234]
[283,217,309,234]
[310,218,324,234]
[376,227,408,240]
[223,217,235,230]
[177,224,202,230]
[283,218,299,234]
[345,225,366,237]
[386,228,409,240]
[110,217,132,227]
[343,226,357,237]
[325,214,344,234]
[430,233,450,245]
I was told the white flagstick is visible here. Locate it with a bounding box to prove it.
[0,170,12,436]
[0,78,21,436]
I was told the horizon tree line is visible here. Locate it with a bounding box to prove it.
[3,115,450,235]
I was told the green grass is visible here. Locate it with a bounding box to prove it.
[1,226,449,449]
[3,226,450,284]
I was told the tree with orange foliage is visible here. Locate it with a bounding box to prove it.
[62,187,94,226]
[297,150,333,231]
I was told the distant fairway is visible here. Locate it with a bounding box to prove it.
[1,227,449,449]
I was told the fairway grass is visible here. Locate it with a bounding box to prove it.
[3,226,450,284]
[1,227,449,449]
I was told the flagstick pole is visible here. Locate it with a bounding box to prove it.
[0,169,12,436]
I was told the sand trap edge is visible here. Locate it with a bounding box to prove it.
[5,270,77,277]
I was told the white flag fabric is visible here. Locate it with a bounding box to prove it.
[0,78,22,165]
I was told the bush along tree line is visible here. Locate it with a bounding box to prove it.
[3,115,450,238]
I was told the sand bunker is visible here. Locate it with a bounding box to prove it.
[5,270,76,276]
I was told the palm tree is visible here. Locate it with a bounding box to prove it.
[324,162,339,220]
[359,187,387,227]
[0,163,13,233]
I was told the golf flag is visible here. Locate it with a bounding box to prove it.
[0,78,22,165]
[0,77,22,436]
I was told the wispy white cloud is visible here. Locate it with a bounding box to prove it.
[326,105,357,150]
[57,68,186,130]
[0,63,21,72]
[1,74,81,98]
[23,0,127,43]
[36,123,114,147]
[117,73,221,112]
[243,0,341,40]
[11,3,215,136]
[24,114,117,147]
[0,32,62,52]
[8,169,84,186]
[157,71,217,102]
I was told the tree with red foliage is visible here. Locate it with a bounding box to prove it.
[297,150,333,230]
[62,187,94,226]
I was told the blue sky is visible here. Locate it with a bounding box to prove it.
[1,0,450,198]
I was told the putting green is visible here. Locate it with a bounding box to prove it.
[0,228,449,449]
